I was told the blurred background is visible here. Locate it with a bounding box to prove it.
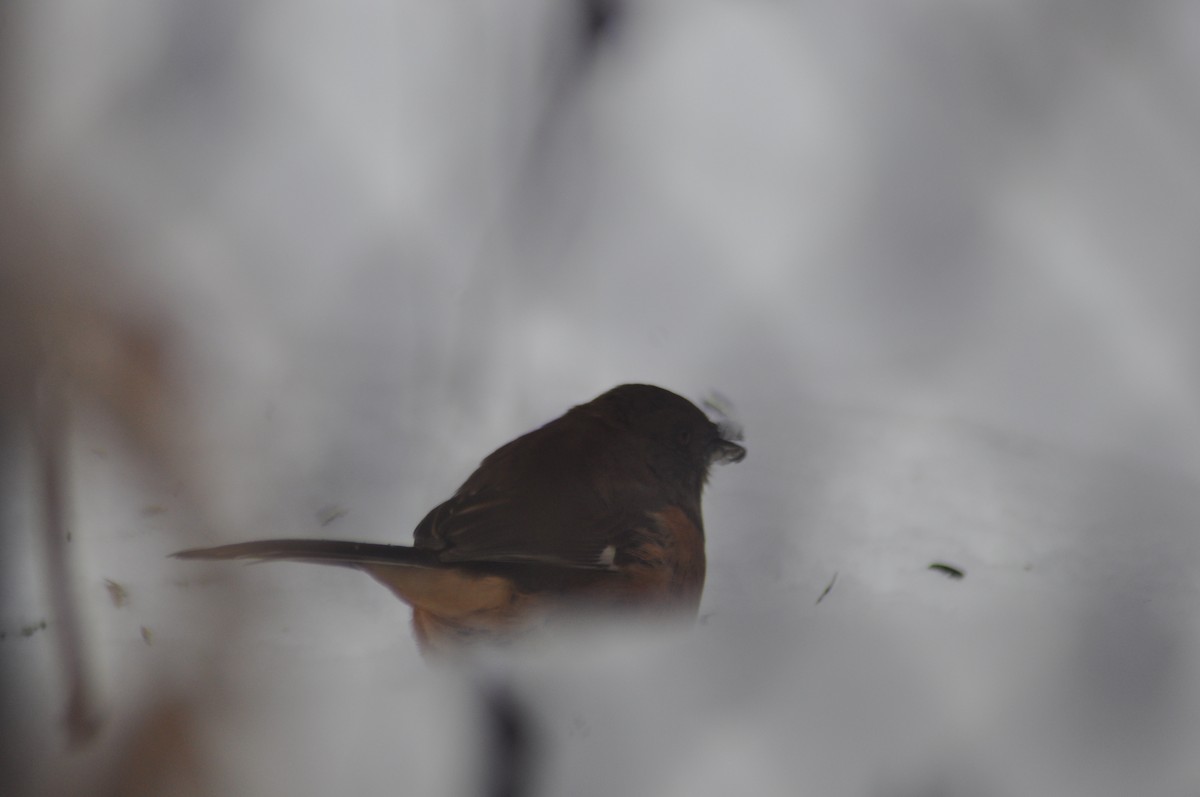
[3,0,1200,794]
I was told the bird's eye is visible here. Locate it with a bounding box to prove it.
[676,429,691,445]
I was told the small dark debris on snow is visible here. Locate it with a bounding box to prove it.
[105,578,129,607]
[317,504,348,527]
[20,620,48,637]
[815,572,838,605]
[929,562,965,580]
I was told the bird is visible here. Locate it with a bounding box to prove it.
[173,384,745,656]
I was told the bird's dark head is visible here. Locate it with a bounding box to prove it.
[583,384,746,492]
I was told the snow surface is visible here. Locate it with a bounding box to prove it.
[4,1,1200,795]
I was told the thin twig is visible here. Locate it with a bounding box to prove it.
[815,572,838,605]
[35,367,100,743]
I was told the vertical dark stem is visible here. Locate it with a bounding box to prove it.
[481,680,536,797]
[34,370,99,743]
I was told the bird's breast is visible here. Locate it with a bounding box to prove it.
[610,504,707,612]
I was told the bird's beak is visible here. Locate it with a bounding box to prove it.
[711,438,746,464]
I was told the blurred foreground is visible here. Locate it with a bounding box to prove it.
[3,1,1200,795]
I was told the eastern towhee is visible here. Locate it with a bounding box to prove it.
[174,384,745,655]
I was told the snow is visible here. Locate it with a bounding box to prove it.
[3,1,1200,795]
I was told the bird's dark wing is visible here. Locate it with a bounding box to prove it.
[412,486,647,569]
[413,417,662,569]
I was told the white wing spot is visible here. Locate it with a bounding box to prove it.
[599,544,617,569]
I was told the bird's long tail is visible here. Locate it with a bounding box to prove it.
[172,539,521,642]
[172,539,441,569]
